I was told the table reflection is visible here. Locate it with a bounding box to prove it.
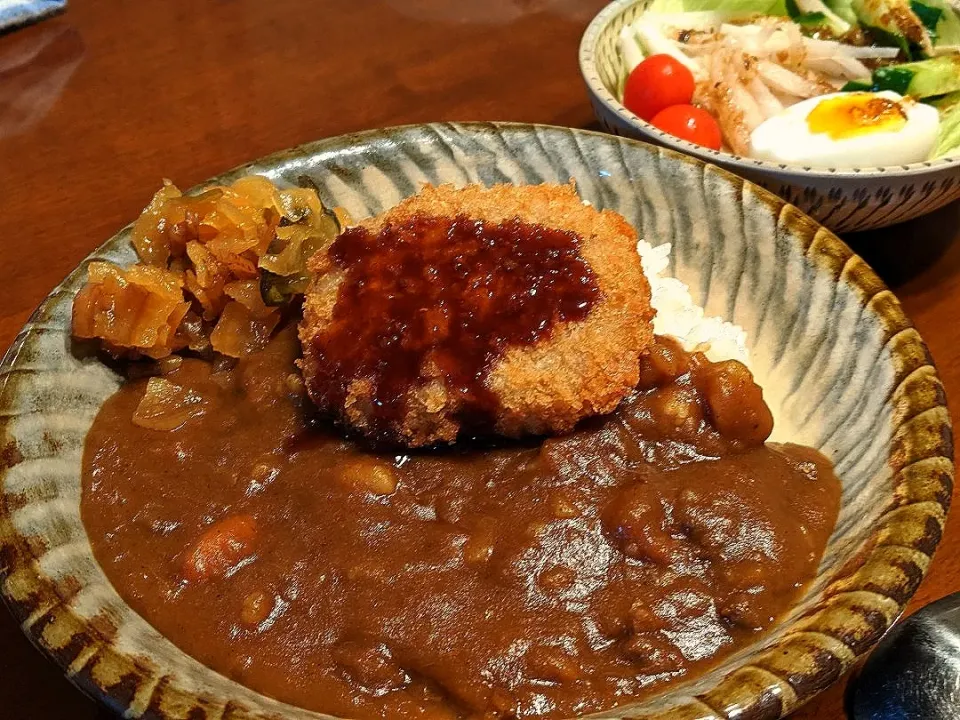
[383,0,597,24]
[0,22,83,140]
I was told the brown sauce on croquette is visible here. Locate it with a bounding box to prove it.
[307,214,600,442]
[81,327,840,720]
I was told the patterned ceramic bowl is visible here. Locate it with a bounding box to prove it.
[0,123,952,719]
[580,0,960,234]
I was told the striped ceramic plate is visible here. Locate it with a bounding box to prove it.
[0,123,952,719]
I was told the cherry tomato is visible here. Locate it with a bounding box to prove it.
[622,54,695,121]
[650,105,722,151]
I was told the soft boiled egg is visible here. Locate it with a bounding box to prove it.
[749,91,940,168]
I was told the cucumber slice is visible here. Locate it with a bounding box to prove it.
[847,56,960,97]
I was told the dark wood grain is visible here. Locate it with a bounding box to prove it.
[0,1,956,717]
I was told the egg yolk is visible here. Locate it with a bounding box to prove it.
[806,94,907,140]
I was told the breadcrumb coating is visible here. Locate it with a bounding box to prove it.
[299,183,654,447]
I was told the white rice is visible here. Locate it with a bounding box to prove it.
[637,240,749,365]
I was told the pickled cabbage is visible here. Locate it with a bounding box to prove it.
[72,175,346,358]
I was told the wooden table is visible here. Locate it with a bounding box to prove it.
[0,1,956,717]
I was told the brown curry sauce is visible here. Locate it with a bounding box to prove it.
[81,326,840,719]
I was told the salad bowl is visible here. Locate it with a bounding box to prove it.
[580,0,960,233]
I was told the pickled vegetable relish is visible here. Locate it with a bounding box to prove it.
[71,176,344,359]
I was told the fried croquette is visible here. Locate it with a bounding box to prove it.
[298,183,654,447]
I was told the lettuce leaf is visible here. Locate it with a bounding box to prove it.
[931,91,960,157]
[647,0,788,15]
[788,0,852,31]
[824,0,859,24]
[914,0,960,45]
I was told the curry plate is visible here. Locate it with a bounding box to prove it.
[0,123,952,719]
